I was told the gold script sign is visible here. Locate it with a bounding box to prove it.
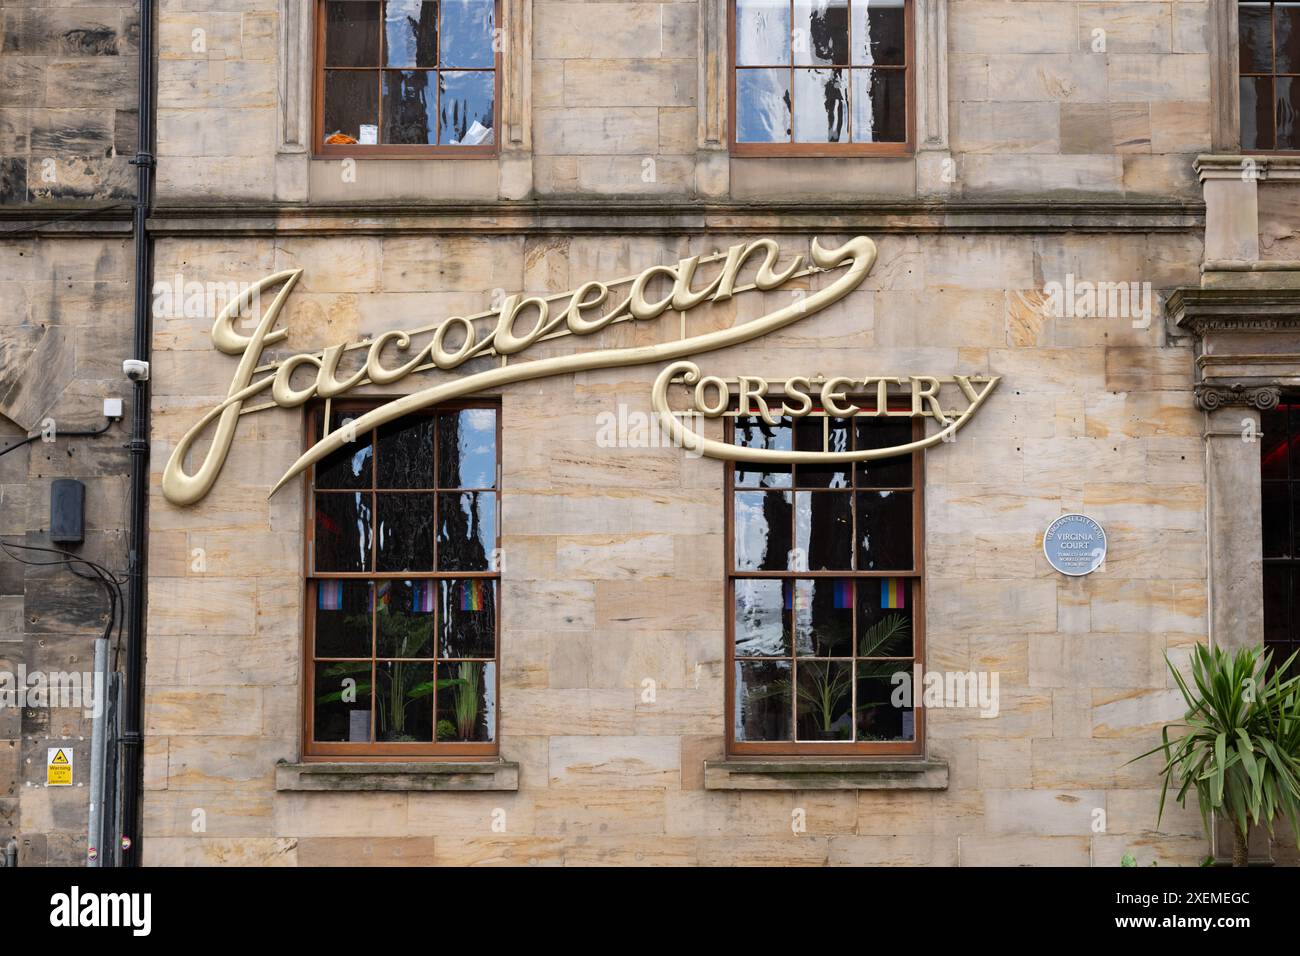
[161,236,999,506]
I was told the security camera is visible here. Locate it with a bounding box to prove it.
[122,359,150,382]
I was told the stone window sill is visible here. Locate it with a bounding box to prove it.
[703,758,948,791]
[275,760,519,792]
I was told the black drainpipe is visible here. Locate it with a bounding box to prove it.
[121,0,155,867]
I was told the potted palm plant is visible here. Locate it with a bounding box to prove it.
[1131,644,1300,866]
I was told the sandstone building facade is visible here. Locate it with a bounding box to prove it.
[4,0,1300,866]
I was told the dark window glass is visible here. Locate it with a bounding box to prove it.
[377,492,435,571]
[377,416,434,488]
[376,660,435,741]
[438,408,497,488]
[326,1,381,66]
[315,580,374,657]
[735,415,793,487]
[314,660,374,742]
[735,660,793,741]
[1240,2,1300,149]
[437,491,496,570]
[315,492,373,572]
[436,661,496,741]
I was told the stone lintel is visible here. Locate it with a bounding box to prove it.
[703,758,948,791]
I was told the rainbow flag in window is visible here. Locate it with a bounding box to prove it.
[460,579,488,612]
[411,581,435,613]
[317,580,344,611]
[833,579,854,609]
[881,577,906,609]
[376,580,392,611]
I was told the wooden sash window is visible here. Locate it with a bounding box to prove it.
[726,410,925,755]
[304,403,501,758]
[730,0,913,156]
[314,0,500,157]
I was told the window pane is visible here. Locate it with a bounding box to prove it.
[439,578,497,657]
[1291,405,1300,475]
[1264,565,1290,644]
[382,69,436,144]
[852,67,906,142]
[793,68,849,142]
[856,490,912,570]
[314,660,374,742]
[1241,75,1275,150]
[323,70,380,146]
[1264,483,1289,557]
[1261,407,1288,479]
[377,416,434,488]
[858,577,914,656]
[1279,3,1300,71]
[794,0,849,65]
[441,0,496,67]
[735,660,792,741]
[736,68,792,142]
[439,408,497,487]
[376,579,435,657]
[1278,76,1300,150]
[789,578,854,656]
[326,0,380,67]
[796,660,853,739]
[1240,2,1274,73]
[439,70,495,145]
[315,492,373,572]
[734,578,791,656]
[795,417,850,487]
[735,490,793,570]
[851,0,905,66]
[794,490,853,569]
[377,492,435,571]
[737,0,792,65]
[437,661,495,741]
[384,0,438,67]
[316,410,373,489]
[856,667,914,741]
[315,580,374,657]
[376,660,435,741]
[735,414,793,487]
[855,417,911,487]
[437,491,496,570]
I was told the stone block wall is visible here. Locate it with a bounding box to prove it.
[0,236,135,865]
[143,229,1215,865]
[0,1,140,204]
[152,0,1218,204]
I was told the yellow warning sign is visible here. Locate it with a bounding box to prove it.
[47,747,72,786]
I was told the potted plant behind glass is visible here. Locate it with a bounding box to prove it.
[1130,643,1300,866]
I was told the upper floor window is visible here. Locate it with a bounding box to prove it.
[729,0,911,155]
[315,0,498,157]
[1240,1,1300,150]
[306,404,500,758]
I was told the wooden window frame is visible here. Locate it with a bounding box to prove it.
[1239,0,1300,152]
[727,0,915,158]
[301,399,502,761]
[725,411,925,757]
[312,0,502,160]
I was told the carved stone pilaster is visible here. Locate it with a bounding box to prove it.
[278,0,312,153]
[914,0,949,152]
[1194,382,1282,411]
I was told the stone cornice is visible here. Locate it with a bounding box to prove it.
[141,200,1205,238]
[1168,286,1300,335]
[1196,153,1300,182]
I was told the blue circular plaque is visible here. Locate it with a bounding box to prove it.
[1043,514,1107,576]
